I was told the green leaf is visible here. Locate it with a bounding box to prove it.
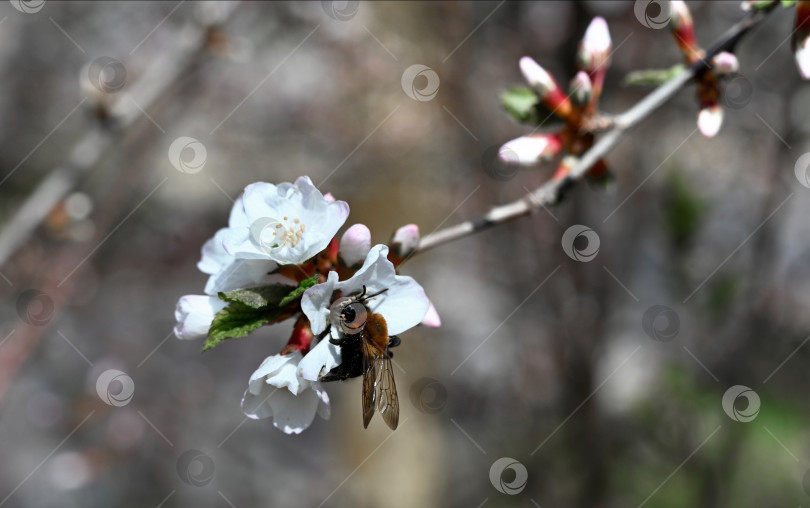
[781,0,798,7]
[218,284,294,309]
[500,86,540,124]
[279,274,319,307]
[623,64,686,88]
[203,302,282,352]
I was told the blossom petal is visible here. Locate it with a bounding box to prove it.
[242,387,274,419]
[204,259,287,295]
[242,386,322,434]
[249,353,297,386]
[197,228,231,275]
[268,389,321,434]
[228,195,250,228]
[297,337,341,381]
[173,295,227,340]
[250,352,307,395]
[313,383,331,420]
[301,271,340,334]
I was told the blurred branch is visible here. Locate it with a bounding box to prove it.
[413,6,775,255]
[0,3,242,408]
[0,2,241,268]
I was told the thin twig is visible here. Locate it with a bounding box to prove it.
[414,6,775,255]
[0,3,242,408]
[0,3,241,268]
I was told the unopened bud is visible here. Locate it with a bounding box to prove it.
[519,56,572,118]
[578,17,612,72]
[499,134,563,166]
[520,56,557,95]
[697,104,723,138]
[389,224,420,260]
[420,301,442,328]
[670,1,702,63]
[339,224,371,266]
[280,316,315,354]
[793,2,810,79]
[569,71,593,107]
[711,51,739,75]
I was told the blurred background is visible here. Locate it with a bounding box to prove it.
[1,1,809,506]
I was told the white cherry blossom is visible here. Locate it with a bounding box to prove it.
[242,352,330,434]
[223,177,349,265]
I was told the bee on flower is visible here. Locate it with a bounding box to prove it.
[174,177,436,434]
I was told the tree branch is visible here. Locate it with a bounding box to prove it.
[414,5,775,255]
[0,2,241,268]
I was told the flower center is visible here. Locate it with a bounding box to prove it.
[270,216,307,248]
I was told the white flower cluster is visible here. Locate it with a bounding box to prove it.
[174,177,438,433]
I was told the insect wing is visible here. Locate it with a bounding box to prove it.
[361,336,378,428]
[375,356,399,430]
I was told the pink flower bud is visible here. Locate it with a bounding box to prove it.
[420,301,441,328]
[711,51,739,75]
[499,134,563,167]
[670,1,702,64]
[793,2,810,79]
[697,104,723,138]
[339,224,371,266]
[578,17,612,70]
[569,71,593,107]
[578,18,612,101]
[519,56,572,118]
[795,41,810,79]
[280,316,315,354]
[389,224,420,259]
[519,56,556,94]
